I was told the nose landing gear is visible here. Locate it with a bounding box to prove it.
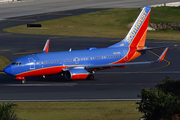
[15,76,26,84]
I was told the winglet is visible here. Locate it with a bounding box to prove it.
[43,39,50,53]
[156,47,169,62]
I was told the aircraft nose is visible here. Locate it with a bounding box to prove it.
[4,65,13,75]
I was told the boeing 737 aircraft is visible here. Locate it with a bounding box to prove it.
[4,6,168,83]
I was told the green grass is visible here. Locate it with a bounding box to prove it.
[14,101,142,120]
[3,6,180,40]
[150,6,180,24]
[0,55,10,71]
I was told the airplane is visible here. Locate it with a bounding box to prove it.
[4,6,169,83]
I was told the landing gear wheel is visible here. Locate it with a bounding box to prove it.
[21,79,26,84]
[87,74,94,80]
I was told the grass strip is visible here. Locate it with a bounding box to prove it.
[14,101,142,120]
[3,6,180,40]
[0,55,10,71]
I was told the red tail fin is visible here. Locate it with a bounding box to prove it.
[109,6,151,48]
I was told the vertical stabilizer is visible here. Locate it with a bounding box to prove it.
[109,6,151,48]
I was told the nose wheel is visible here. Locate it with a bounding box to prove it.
[21,79,26,84]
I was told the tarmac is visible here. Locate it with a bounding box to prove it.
[0,0,180,101]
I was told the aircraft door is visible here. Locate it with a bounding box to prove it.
[28,58,36,69]
[123,50,128,61]
[74,57,79,64]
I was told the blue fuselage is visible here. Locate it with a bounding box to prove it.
[4,47,133,77]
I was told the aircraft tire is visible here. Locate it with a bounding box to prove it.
[87,74,94,80]
[21,79,26,84]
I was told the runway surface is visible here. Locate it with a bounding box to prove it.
[0,2,180,101]
[0,0,179,20]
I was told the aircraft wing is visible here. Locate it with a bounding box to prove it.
[85,47,168,70]
[62,47,168,72]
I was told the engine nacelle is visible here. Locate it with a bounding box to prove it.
[64,69,89,80]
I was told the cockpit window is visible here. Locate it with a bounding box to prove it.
[11,62,22,65]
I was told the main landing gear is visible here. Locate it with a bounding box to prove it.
[87,74,94,80]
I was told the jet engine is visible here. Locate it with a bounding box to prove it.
[64,68,89,80]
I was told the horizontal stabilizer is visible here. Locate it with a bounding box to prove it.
[43,39,50,53]
[137,45,176,51]
[137,46,166,51]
